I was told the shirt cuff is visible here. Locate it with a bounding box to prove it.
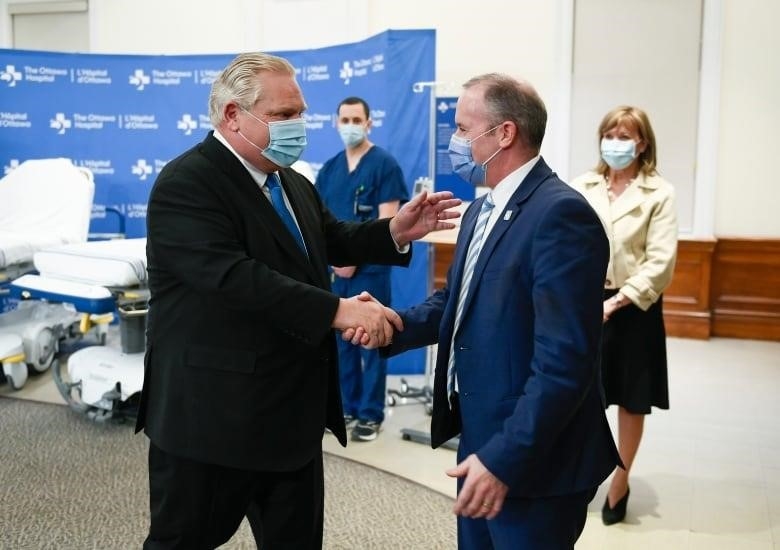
[390,232,410,254]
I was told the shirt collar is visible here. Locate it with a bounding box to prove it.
[214,129,271,187]
[489,154,540,211]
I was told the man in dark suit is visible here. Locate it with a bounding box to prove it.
[366,74,622,548]
[135,52,460,549]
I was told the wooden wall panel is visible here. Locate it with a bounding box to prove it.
[432,242,454,290]
[663,239,716,339]
[711,239,780,341]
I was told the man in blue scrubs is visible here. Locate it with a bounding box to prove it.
[316,96,409,441]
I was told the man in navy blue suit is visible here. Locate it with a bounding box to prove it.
[357,74,621,549]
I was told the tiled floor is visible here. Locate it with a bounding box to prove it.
[4,336,780,548]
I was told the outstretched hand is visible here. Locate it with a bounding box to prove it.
[389,191,461,247]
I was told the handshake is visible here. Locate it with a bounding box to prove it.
[332,291,400,350]
[330,190,462,349]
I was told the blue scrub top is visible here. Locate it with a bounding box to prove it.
[316,145,409,275]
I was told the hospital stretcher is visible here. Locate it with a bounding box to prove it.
[0,158,94,389]
[0,158,94,288]
[8,239,148,420]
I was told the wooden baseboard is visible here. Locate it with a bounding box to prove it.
[663,311,712,339]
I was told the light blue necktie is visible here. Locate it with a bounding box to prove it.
[447,193,495,404]
[266,172,307,255]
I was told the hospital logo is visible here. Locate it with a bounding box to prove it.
[302,65,330,82]
[129,69,150,91]
[50,113,72,135]
[339,55,382,85]
[131,159,153,180]
[3,159,20,175]
[177,114,197,135]
[437,101,450,113]
[0,65,22,87]
[339,61,353,85]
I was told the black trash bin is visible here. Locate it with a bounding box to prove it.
[117,301,147,354]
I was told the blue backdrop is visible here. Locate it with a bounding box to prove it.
[0,29,435,374]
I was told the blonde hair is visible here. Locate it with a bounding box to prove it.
[209,52,296,127]
[595,105,658,177]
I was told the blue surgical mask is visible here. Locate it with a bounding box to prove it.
[239,109,307,167]
[600,138,637,170]
[448,124,503,186]
[338,124,366,148]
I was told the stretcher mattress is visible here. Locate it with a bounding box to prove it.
[0,230,70,269]
[0,158,95,269]
[34,238,147,287]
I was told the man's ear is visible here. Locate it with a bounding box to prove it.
[225,102,241,132]
[500,121,517,147]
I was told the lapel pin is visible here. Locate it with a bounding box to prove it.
[504,210,513,221]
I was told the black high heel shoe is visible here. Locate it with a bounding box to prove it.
[601,487,629,525]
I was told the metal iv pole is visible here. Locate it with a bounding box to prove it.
[386,81,458,451]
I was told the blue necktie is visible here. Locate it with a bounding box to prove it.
[266,172,307,255]
[446,193,495,405]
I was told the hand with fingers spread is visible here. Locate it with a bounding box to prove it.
[447,454,508,520]
[389,190,462,246]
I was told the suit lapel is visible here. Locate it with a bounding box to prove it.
[456,159,555,323]
[609,173,660,222]
[277,171,327,283]
[199,134,318,279]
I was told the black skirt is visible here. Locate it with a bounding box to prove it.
[601,290,670,414]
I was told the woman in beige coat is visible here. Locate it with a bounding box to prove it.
[570,106,678,526]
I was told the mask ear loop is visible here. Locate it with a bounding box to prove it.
[237,108,271,153]
[480,147,502,185]
[478,123,505,184]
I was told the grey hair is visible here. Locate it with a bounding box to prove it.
[208,52,296,127]
[462,73,547,152]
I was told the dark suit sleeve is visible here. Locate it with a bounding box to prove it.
[477,195,609,487]
[381,287,449,357]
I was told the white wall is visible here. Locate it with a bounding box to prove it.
[715,0,780,238]
[0,0,777,238]
[569,0,702,234]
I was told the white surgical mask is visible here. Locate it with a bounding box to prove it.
[448,124,503,186]
[338,124,366,148]
[238,109,307,167]
[600,138,637,170]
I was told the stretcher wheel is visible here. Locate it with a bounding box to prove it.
[387,394,396,407]
[4,361,28,390]
[29,328,56,372]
